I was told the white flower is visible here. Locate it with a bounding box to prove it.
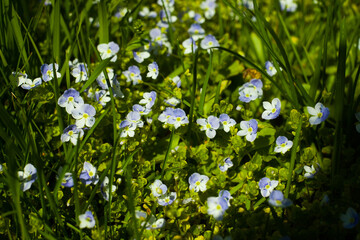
[207,197,228,221]
[304,164,317,178]
[79,211,96,229]
[97,41,119,62]
[274,136,293,154]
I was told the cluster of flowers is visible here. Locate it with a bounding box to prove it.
[197,114,236,138]
[119,91,157,137]
[13,63,61,90]
[187,172,232,221]
[135,210,165,230]
[258,177,292,208]
[150,180,177,206]
[19,162,116,202]
[242,0,297,12]
[17,162,116,230]
[158,107,189,129]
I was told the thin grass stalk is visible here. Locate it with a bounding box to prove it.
[285,117,302,198]
[199,51,213,115]
[331,17,346,184]
[161,129,175,179]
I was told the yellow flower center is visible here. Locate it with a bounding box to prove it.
[276,200,282,205]
[317,112,323,118]
[68,131,73,136]
[248,127,253,133]
[196,181,201,186]
[107,49,112,54]
[208,41,213,46]
[47,70,52,76]
[281,143,286,147]
[206,123,211,129]
[89,171,94,177]
[86,217,92,222]
[216,204,221,210]
[176,117,181,122]
[68,96,74,102]
[83,113,89,119]
[272,108,276,113]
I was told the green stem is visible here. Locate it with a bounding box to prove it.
[285,118,302,198]
[161,129,175,179]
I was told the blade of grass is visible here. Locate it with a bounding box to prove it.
[199,51,213,115]
[79,58,111,93]
[98,0,109,43]
[285,118,302,198]
[52,0,60,63]
[331,17,346,183]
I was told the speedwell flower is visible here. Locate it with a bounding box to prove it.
[268,190,292,208]
[18,163,37,192]
[58,88,84,114]
[307,102,330,125]
[146,62,159,79]
[132,104,151,115]
[95,90,111,107]
[238,79,263,103]
[96,68,114,89]
[158,107,175,124]
[79,211,96,229]
[197,116,220,139]
[237,119,258,142]
[71,104,96,128]
[164,97,181,106]
[157,192,177,206]
[123,66,142,85]
[207,196,228,221]
[182,38,197,55]
[150,179,168,197]
[303,164,318,178]
[101,176,117,201]
[188,24,205,41]
[340,207,359,229]
[167,108,189,129]
[189,172,209,192]
[139,91,157,109]
[79,162,99,185]
[57,167,74,188]
[61,124,84,145]
[200,0,217,19]
[20,78,42,90]
[97,41,119,62]
[119,120,137,138]
[262,98,281,120]
[265,61,277,77]
[12,71,28,86]
[280,0,297,12]
[219,113,236,132]
[219,190,233,207]
[259,177,278,197]
[41,63,61,82]
[71,63,88,83]
[139,7,157,18]
[143,216,165,230]
[219,157,233,172]
[274,136,293,154]
[200,35,220,52]
[133,49,150,63]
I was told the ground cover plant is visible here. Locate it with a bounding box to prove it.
[0,0,360,239]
